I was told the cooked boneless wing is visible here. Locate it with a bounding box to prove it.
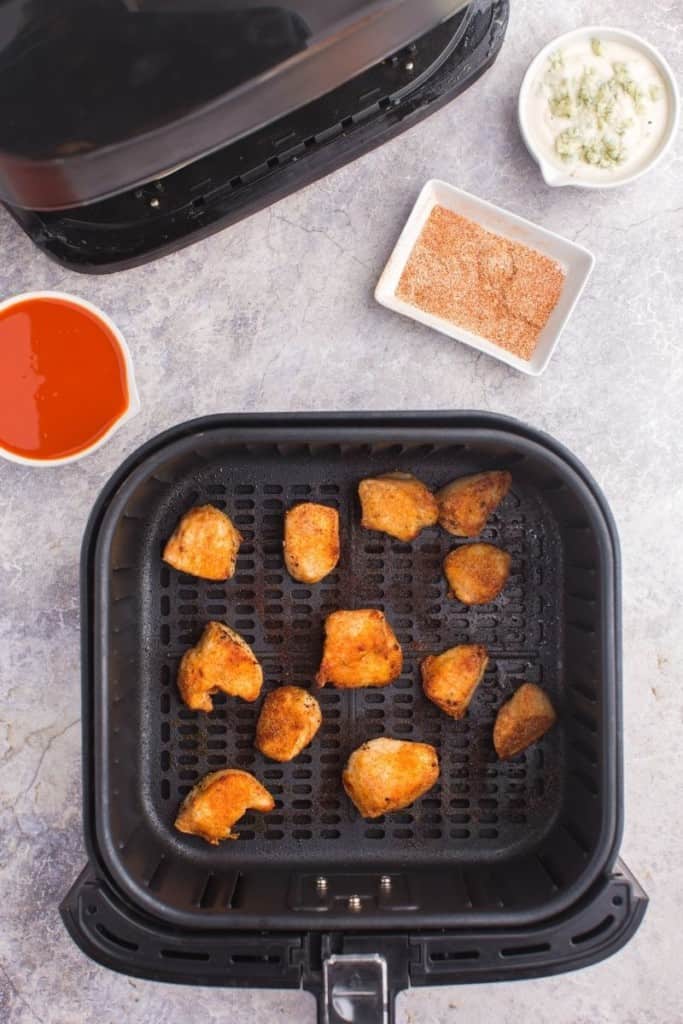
[443,543,511,605]
[178,621,263,712]
[358,473,438,542]
[316,609,403,688]
[343,737,440,818]
[437,471,511,537]
[175,769,274,844]
[283,502,340,583]
[493,683,557,759]
[163,504,242,580]
[421,643,488,719]
[255,686,322,762]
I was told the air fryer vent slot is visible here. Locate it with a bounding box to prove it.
[161,949,210,961]
[430,949,480,961]
[500,942,551,957]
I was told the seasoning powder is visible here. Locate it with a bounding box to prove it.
[396,205,566,360]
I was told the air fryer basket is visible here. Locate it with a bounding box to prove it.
[79,411,627,934]
[65,412,646,1020]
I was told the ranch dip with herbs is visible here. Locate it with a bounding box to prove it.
[526,35,669,182]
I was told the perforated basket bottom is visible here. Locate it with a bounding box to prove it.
[137,443,563,867]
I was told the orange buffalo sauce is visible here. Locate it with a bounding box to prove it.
[0,296,129,461]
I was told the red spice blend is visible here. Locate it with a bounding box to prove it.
[396,205,566,360]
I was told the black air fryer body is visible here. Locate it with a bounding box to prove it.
[0,0,509,271]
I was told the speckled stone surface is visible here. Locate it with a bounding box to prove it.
[1,1,681,1021]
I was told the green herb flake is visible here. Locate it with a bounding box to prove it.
[649,83,662,102]
[591,38,603,57]
[612,61,629,82]
[582,141,602,165]
[555,127,583,161]
[595,81,617,126]
[600,137,625,166]
[548,49,564,71]
[623,78,645,112]
[577,71,597,108]
[549,92,573,118]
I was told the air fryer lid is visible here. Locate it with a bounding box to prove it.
[0,0,469,210]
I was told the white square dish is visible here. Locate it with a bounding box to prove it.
[375,179,595,376]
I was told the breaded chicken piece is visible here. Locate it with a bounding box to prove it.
[343,737,439,818]
[443,543,511,605]
[437,471,512,537]
[421,644,488,719]
[316,609,403,688]
[255,686,322,762]
[358,472,438,542]
[174,769,275,844]
[163,504,242,580]
[493,683,557,760]
[284,503,340,584]
[178,621,263,712]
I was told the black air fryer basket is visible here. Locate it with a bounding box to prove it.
[63,412,646,1022]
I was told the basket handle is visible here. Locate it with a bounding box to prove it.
[316,952,394,1024]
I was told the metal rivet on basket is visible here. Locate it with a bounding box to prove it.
[348,895,362,912]
[149,197,160,209]
[405,60,415,71]
[380,875,392,890]
[316,876,328,895]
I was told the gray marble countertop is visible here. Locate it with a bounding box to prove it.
[1,2,681,1021]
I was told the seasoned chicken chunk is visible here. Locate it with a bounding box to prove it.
[358,472,438,542]
[178,621,263,712]
[255,686,322,762]
[163,504,242,580]
[437,471,512,537]
[343,737,439,818]
[443,543,511,605]
[174,769,275,844]
[421,644,488,719]
[316,609,403,689]
[284,503,340,584]
[493,683,557,760]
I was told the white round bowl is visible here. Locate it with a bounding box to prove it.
[0,291,140,467]
[518,26,680,189]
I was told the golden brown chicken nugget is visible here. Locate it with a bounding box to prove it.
[421,644,488,719]
[358,472,438,542]
[178,621,263,712]
[437,471,511,537]
[342,737,439,818]
[163,504,242,580]
[316,609,403,689]
[174,769,275,844]
[443,543,511,605]
[255,686,322,762]
[284,503,340,584]
[493,683,557,760]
